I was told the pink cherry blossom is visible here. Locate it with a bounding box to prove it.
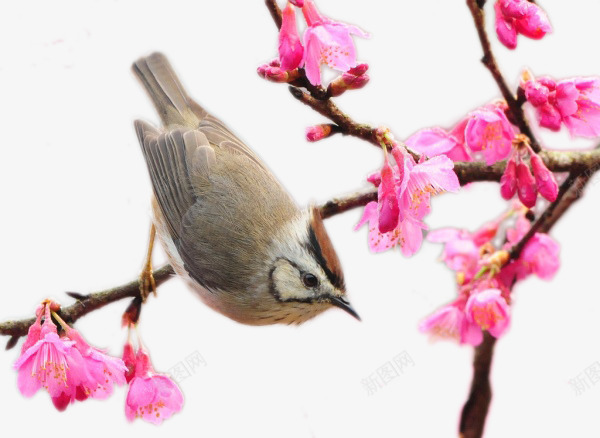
[125,347,184,424]
[419,303,483,346]
[427,228,479,278]
[519,233,560,280]
[465,104,516,165]
[357,146,459,256]
[14,305,83,410]
[494,0,552,49]
[498,209,561,284]
[400,152,460,216]
[64,326,127,400]
[404,127,472,162]
[301,0,368,85]
[279,2,304,71]
[15,302,127,411]
[525,76,600,137]
[465,289,510,338]
[356,201,426,256]
[502,232,560,282]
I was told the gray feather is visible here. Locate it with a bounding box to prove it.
[133,52,299,303]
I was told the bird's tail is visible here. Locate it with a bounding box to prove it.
[132,52,207,128]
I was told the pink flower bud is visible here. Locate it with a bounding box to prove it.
[390,145,406,183]
[494,0,552,49]
[278,2,304,71]
[377,157,400,233]
[500,157,517,200]
[514,4,552,40]
[530,153,558,202]
[367,171,381,187]
[537,103,562,131]
[328,71,370,97]
[289,0,304,6]
[494,2,517,49]
[537,76,557,91]
[499,0,530,19]
[257,63,300,83]
[523,80,550,106]
[516,161,537,207]
[347,63,369,76]
[305,124,332,142]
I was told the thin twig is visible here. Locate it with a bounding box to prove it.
[0,265,175,346]
[466,0,541,153]
[289,86,380,146]
[265,0,282,29]
[319,189,378,219]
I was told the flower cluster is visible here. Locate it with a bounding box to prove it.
[260,0,368,87]
[523,74,600,138]
[420,203,560,345]
[13,300,184,424]
[356,131,460,256]
[405,100,560,208]
[405,101,515,166]
[500,136,558,207]
[494,0,552,49]
[14,301,127,411]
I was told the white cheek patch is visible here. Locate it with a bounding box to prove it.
[272,260,311,302]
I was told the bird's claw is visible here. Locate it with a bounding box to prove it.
[139,264,157,302]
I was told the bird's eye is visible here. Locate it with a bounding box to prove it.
[302,273,319,288]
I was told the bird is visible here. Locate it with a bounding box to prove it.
[132,52,359,325]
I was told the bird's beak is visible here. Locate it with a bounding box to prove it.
[329,295,361,321]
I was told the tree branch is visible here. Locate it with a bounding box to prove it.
[459,165,599,438]
[1,265,174,348]
[4,149,596,347]
[265,0,282,29]
[288,86,380,147]
[466,0,542,153]
[460,332,496,438]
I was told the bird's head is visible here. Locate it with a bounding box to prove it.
[266,207,359,324]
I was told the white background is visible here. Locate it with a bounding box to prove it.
[1,1,599,436]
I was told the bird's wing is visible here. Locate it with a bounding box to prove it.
[136,118,298,293]
[197,115,268,172]
[135,120,215,240]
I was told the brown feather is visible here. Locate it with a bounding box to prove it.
[307,207,345,291]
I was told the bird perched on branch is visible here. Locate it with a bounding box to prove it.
[132,52,358,325]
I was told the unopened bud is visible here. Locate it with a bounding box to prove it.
[347,63,369,76]
[289,0,304,6]
[306,124,333,142]
[122,296,142,327]
[257,63,301,83]
[328,64,370,97]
